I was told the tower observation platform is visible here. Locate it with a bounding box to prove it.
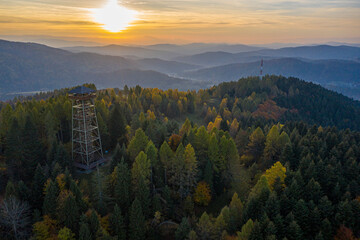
[69,86,105,171]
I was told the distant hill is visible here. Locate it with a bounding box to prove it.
[183,58,360,99]
[254,45,360,60]
[144,43,264,55]
[135,58,201,75]
[0,40,202,98]
[174,51,272,67]
[175,45,360,67]
[63,44,181,60]
[213,75,360,130]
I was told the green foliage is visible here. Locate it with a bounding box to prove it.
[176,217,191,240]
[58,227,75,240]
[263,161,286,190]
[113,161,131,210]
[108,103,126,148]
[129,198,146,240]
[237,219,254,240]
[42,180,59,218]
[1,77,360,240]
[128,129,149,161]
[110,204,126,240]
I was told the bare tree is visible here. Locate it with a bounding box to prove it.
[0,197,31,240]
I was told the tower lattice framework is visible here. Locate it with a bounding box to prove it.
[69,86,104,171]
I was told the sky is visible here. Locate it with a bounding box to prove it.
[0,0,359,46]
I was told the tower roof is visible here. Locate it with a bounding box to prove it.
[69,86,96,95]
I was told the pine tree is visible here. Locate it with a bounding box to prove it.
[16,181,30,203]
[176,217,191,240]
[89,210,100,238]
[131,151,151,188]
[245,127,265,161]
[32,164,46,208]
[208,134,220,173]
[197,212,213,240]
[286,221,302,240]
[159,141,174,184]
[193,126,210,169]
[265,192,280,221]
[79,222,92,240]
[146,141,162,189]
[22,115,44,179]
[108,104,126,148]
[179,118,192,136]
[229,192,243,233]
[110,204,126,240]
[203,160,214,189]
[62,193,79,233]
[92,167,108,216]
[43,180,59,218]
[129,198,146,240]
[128,129,149,161]
[113,161,130,210]
[237,219,254,240]
[55,143,72,173]
[110,143,127,172]
[5,119,23,180]
[182,144,198,198]
[249,220,262,240]
[135,176,151,217]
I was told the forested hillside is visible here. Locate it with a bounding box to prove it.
[0,76,359,240]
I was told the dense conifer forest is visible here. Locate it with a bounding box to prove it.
[0,75,359,240]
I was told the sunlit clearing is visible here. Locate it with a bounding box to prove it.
[91,0,138,32]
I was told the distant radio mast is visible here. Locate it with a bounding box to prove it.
[260,58,263,79]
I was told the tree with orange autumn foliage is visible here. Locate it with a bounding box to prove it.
[334,225,357,240]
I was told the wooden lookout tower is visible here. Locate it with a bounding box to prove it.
[69,86,104,171]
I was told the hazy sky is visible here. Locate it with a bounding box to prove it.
[0,0,359,46]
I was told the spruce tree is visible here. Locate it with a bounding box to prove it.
[128,129,149,161]
[129,198,146,240]
[89,210,100,238]
[110,204,126,240]
[110,143,126,172]
[22,116,44,179]
[286,221,302,240]
[79,222,92,240]
[108,104,126,148]
[134,176,150,217]
[114,161,130,210]
[43,180,59,218]
[55,143,72,173]
[63,194,79,233]
[32,164,46,209]
[176,217,191,240]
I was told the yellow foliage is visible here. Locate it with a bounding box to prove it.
[207,122,214,132]
[33,215,58,240]
[214,115,222,130]
[146,110,156,120]
[100,215,111,233]
[194,181,211,206]
[56,174,66,192]
[223,109,232,121]
[263,161,286,190]
[229,119,239,137]
[43,179,51,195]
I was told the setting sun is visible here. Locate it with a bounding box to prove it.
[91,0,138,33]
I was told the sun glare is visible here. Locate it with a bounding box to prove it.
[91,0,138,32]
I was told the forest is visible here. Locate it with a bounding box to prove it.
[0,75,359,240]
